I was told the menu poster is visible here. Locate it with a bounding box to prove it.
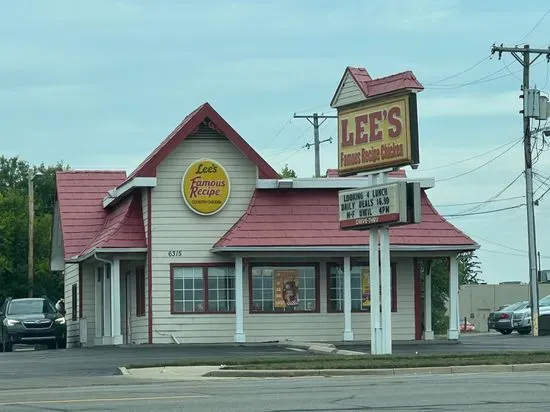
[274,270,299,308]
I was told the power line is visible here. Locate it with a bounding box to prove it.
[468,233,530,254]
[437,139,522,182]
[434,195,524,207]
[443,203,525,218]
[420,137,521,171]
[516,7,550,43]
[426,61,520,89]
[457,172,524,215]
[258,118,293,151]
[423,55,491,86]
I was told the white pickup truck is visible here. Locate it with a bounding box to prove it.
[512,295,550,334]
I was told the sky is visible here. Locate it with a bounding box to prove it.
[2,0,550,284]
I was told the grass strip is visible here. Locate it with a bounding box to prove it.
[126,351,550,370]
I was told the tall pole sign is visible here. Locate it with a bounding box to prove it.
[331,67,423,355]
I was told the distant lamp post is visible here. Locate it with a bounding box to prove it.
[28,170,43,298]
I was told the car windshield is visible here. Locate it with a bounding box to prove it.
[7,299,55,315]
[504,301,527,311]
[540,296,550,307]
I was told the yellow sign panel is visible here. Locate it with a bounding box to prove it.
[181,159,230,216]
[337,93,419,175]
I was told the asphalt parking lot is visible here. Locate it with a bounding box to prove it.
[1,332,549,380]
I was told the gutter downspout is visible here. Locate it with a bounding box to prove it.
[94,252,113,266]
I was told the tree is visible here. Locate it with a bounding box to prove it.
[428,252,483,334]
[458,251,483,285]
[0,156,68,303]
[280,164,297,178]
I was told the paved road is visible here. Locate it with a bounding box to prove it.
[0,371,548,411]
[0,344,314,378]
[335,332,550,355]
[2,332,549,380]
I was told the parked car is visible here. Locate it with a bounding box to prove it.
[0,297,66,352]
[487,300,529,335]
[512,295,550,335]
[460,320,476,332]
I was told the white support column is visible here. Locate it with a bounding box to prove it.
[368,173,381,355]
[234,256,246,343]
[423,260,434,340]
[448,255,460,340]
[103,264,112,341]
[111,258,123,345]
[380,228,392,354]
[343,256,354,341]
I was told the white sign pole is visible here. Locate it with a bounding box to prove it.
[378,172,392,355]
[368,174,381,355]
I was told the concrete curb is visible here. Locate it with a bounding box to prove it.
[284,341,365,356]
[202,363,550,378]
[117,367,130,376]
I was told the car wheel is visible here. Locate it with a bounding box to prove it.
[500,329,513,335]
[57,338,66,349]
[47,341,58,350]
[518,329,531,335]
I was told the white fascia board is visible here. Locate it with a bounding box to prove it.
[256,177,435,190]
[211,244,479,254]
[68,247,147,263]
[103,177,157,208]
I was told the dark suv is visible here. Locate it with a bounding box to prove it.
[0,297,67,352]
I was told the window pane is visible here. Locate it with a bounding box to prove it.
[250,266,317,313]
[206,266,235,312]
[172,267,205,313]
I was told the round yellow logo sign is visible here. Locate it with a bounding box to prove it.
[181,159,230,216]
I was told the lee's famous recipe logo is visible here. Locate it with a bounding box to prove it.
[181,159,230,216]
[337,93,418,174]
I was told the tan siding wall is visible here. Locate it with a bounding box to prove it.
[123,261,149,345]
[64,263,79,348]
[149,256,416,344]
[244,258,415,343]
[333,73,365,108]
[150,126,257,343]
[81,262,95,346]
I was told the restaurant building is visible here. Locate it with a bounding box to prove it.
[50,77,478,348]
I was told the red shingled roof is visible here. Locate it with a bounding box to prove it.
[331,67,424,107]
[80,192,146,256]
[127,102,279,182]
[213,189,477,250]
[56,171,146,259]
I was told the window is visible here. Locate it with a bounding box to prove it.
[327,262,397,312]
[250,265,319,313]
[171,265,235,313]
[136,266,146,317]
[71,284,78,320]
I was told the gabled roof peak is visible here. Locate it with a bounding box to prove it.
[331,67,424,109]
[126,102,279,181]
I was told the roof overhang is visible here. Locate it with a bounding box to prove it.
[211,244,479,254]
[103,177,157,208]
[256,177,435,190]
[67,247,148,263]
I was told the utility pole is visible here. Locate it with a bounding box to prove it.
[293,112,337,177]
[27,170,42,298]
[28,170,35,298]
[491,44,550,337]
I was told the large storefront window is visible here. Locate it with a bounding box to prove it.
[171,265,235,313]
[327,263,397,312]
[250,265,319,313]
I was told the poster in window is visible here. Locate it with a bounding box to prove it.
[362,267,371,308]
[274,270,299,308]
